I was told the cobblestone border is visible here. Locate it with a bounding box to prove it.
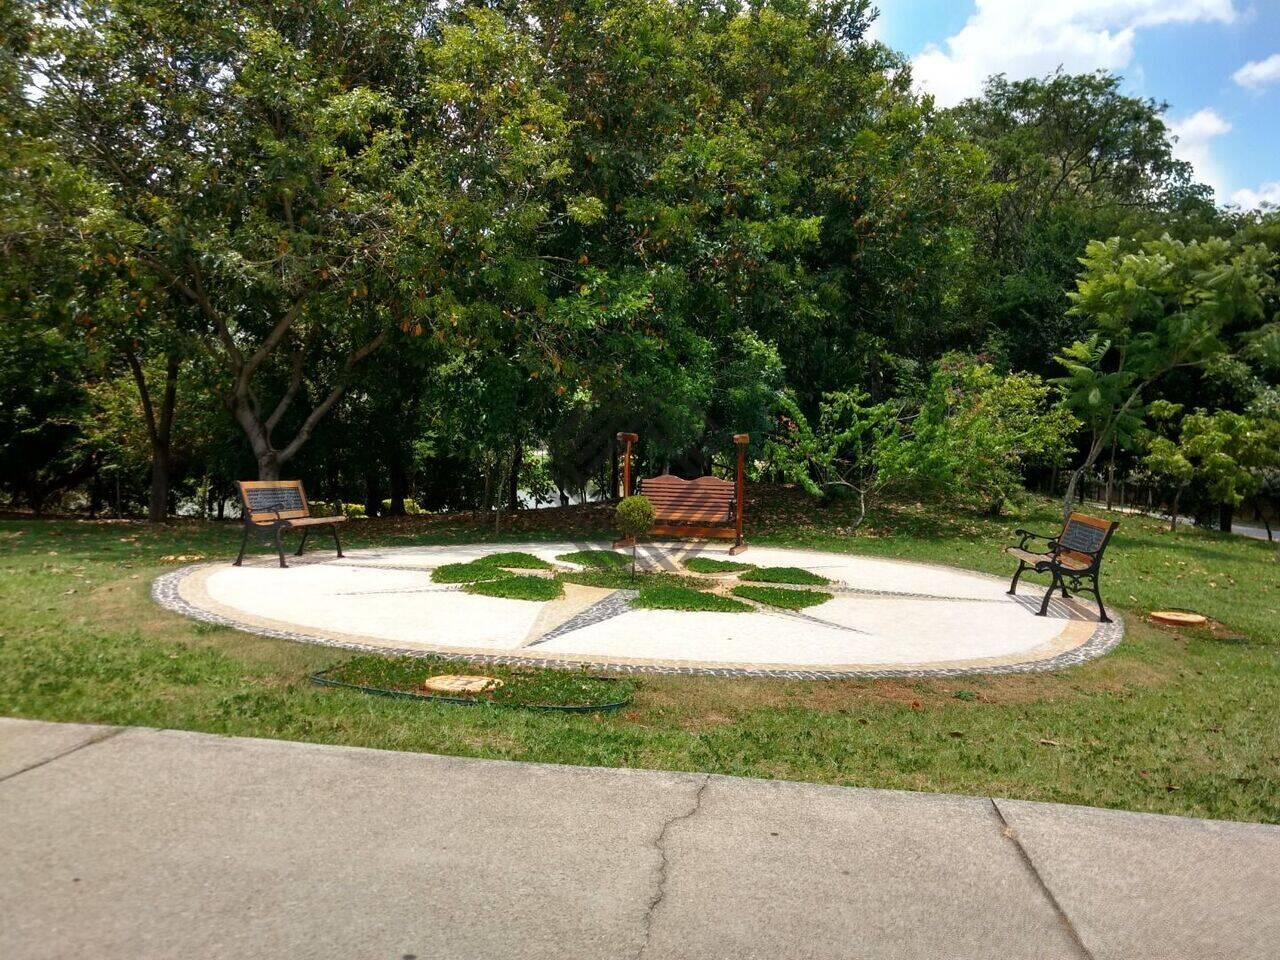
[152,560,1124,679]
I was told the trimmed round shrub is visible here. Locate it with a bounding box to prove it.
[615,494,656,540]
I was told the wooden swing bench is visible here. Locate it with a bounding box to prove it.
[614,432,750,554]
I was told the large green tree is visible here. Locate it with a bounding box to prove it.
[954,71,1201,373]
[26,0,569,478]
[1056,235,1276,517]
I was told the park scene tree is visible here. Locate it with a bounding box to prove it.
[3,4,1280,953]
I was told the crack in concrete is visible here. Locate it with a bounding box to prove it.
[0,726,127,786]
[634,774,712,960]
[989,798,1096,960]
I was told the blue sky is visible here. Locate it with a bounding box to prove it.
[872,0,1280,208]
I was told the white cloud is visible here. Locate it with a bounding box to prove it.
[1230,181,1280,208]
[1169,108,1233,199]
[1233,53,1280,90]
[911,0,1239,108]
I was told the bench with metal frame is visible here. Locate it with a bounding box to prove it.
[614,432,750,555]
[1005,512,1119,623]
[234,480,346,568]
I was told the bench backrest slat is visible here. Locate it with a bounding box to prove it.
[238,480,310,522]
[1059,512,1116,566]
[640,474,734,522]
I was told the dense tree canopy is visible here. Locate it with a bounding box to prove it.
[2,0,1277,537]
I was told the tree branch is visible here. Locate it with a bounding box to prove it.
[276,329,389,464]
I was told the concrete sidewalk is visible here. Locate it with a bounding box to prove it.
[2,718,1276,960]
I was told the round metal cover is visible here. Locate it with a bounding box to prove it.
[422,674,505,694]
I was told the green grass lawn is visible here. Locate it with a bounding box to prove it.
[1,490,1277,824]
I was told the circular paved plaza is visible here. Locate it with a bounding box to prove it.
[153,542,1123,678]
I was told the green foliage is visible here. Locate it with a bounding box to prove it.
[630,584,751,613]
[431,562,512,584]
[764,388,904,525]
[875,354,1077,512]
[463,575,563,602]
[556,550,631,571]
[557,569,713,592]
[1144,406,1280,526]
[1055,234,1276,514]
[731,584,833,609]
[433,551,554,582]
[684,557,756,574]
[615,496,656,540]
[0,322,94,511]
[740,567,830,585]
[475,552,553,570]
[768,354,1074,518]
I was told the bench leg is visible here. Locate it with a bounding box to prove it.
[294,530,310,557]
[1091,576,1111,623]
[728,540,748,555]
[331,524,344,559]
[1007,560,1026,595]
[234,524,251,566]
[274,526,288,569]
[1036,572,1061,617]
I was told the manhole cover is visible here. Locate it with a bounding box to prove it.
[422,674,505,694]
[1149,610,1208,627]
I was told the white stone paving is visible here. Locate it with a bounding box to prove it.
[174,541,1105,672]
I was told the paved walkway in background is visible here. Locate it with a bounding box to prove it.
[2,718,1277,960]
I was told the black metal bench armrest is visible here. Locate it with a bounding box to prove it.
[1015,528,1054,549]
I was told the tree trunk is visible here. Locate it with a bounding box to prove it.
[148,451,170,523]
[508,440,523,512]
[1170,489,1182,532]
[1062,387,1146,520]
[125,347,180,521]
[610,436,619,501]
[388,442,407,516]
[1219,503,1233,533]
[1104,435,1117,510]
[364,472,380,518]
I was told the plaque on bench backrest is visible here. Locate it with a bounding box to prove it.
[1060,520,1107,555]
[245,486,305,515]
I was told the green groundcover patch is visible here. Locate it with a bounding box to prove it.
[431,561,511,583]
[732,584,833,609]
[631,583,751,613]
[740,566,830,585]
[318,656,634,711]
[476,551,552,570]
[684,557,756,574]
[559,568,714,592]
[431,551,551,583]
[555,549,631,570]
[464,575,563,601]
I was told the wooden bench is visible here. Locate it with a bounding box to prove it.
[615,433,749,554]
[234,480,346,568]
[1006,512,1119,622]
